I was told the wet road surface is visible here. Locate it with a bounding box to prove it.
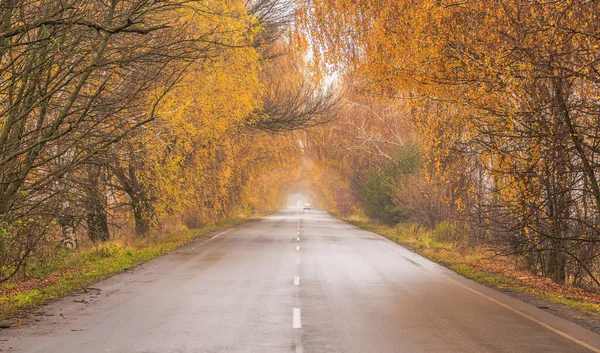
[1,209,600,352]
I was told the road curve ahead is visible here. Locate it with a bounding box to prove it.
[2,209,600,353]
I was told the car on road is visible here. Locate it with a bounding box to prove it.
[303,203,311,210]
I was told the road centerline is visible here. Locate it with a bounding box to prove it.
[293,308,302,328]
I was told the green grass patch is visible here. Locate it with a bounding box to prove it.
[0,216,255,320]
[449,263,515,290]
[545,294,600,315]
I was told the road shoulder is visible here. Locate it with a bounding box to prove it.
[0,215,264,324]
[340,216,600,336]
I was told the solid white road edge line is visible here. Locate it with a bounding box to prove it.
[293,308,302,328]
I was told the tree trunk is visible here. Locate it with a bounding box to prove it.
[112,154,156,236]
[132,194,155,236]
[85,165,110,242]
[87,209,110,242]
[59,217,77,249]
[547,243,566,284]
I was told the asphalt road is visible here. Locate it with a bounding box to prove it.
[2,208,600,353]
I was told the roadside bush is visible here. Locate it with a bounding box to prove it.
[393,171,447,230]
[430,221,462,244]
[361,172,401,225]
[0,217,49,283]
[360,146,423,225]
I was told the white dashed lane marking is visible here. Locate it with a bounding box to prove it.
[293,308,302,328]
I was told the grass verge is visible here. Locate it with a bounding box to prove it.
[0,215,259,321]
[343,217,600,316]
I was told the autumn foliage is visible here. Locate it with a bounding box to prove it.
[300,0,600,290]
[5,0,600,296]
[0,0,330,283]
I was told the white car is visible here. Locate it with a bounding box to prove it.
[303,203,311,210]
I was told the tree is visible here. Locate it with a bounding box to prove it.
[300,0,600,288]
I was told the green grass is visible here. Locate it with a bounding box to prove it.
[449,263,517,290]
[0,216,255,320]
[344,217,600,316]
[545,294,600,314]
